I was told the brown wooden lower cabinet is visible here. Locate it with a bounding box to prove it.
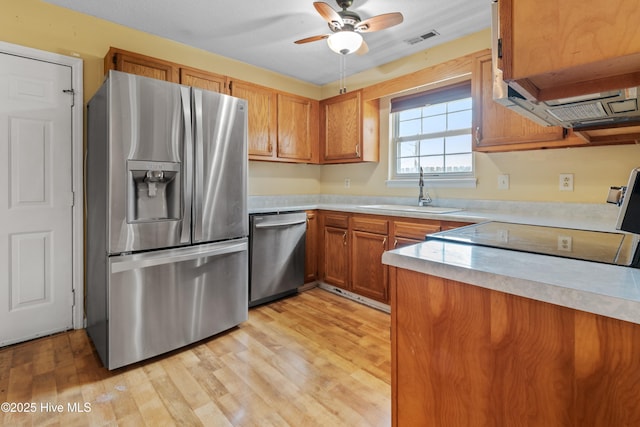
[304,210,318,283]
[390,267,640,427]
[320,211,350,289]
[317,211,472,304]
[351,215,389,302]
[392,219,441,250]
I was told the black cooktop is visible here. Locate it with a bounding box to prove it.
[427,221,639,266]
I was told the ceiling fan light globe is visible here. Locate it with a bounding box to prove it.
[327,31,363,55]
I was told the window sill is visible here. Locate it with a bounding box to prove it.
[386,177,477,189]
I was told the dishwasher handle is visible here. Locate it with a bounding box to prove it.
[254,218,307,228]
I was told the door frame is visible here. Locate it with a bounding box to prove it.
[0,41,84,330]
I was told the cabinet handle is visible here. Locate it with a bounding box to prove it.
[343,231,347,246]
[382,237,387,247]
[355,144,360,158]
[394,239,398,248]
[474,127,481,145]
[268,142,273,153]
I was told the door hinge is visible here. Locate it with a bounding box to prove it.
[63,89,75,106]
[497,38,503,59]
[71,288,76,307]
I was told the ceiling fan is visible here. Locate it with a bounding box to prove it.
[295,0,404,55]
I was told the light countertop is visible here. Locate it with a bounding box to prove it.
[382,240,640,325]
[248,194,622,231]
[250,194,639,324]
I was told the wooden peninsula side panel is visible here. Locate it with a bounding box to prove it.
[390,267,640,427]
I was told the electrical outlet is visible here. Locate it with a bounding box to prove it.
[498,174,510,190]
[344,178,351,188]
[559,173,574,191]
[557,236,572,252]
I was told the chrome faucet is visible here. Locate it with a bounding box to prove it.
[418,167,432,206]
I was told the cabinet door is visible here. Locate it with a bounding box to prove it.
[230,80,277,160]
[180,67,227,93]
[392,237,423,250]
[277,93,319,163]
[472,53,570,151]
[304,211,318,283]
[320,91,361,162]
[498,0,640,100]
[105,48,179,82]
[323,226,349,289]
[440,221,473,231]
[351,230,388,303]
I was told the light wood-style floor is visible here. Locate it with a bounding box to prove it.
[0,288,391,426]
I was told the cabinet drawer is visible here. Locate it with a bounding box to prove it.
[393,221,441,240]
[352,216,388,234]
[323,212,350,229]
[441,221,473,231]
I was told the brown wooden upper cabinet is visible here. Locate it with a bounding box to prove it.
[472,52,587,152]
[229,80,278,160]
[180,66,228,94]
[496,0,640,102]
[276,93,319,163]
[320,90,379,164]
[229,80,319,163]
[105,47,180,82]
[104,47,226,93]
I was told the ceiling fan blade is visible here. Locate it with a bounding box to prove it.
[355,12,403,32]
[294,34,330,44]
[356,40,369,55]
[313,2,343,27]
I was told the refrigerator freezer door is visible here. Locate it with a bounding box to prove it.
[193,89,248,243]
[106,71,192,253]
[103,239,248,370]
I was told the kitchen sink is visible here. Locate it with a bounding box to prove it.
[360,204,463,214]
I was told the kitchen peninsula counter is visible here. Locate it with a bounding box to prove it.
[384,240,640,426]
[382,240,640,325]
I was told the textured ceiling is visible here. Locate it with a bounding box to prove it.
[44,0,491,86]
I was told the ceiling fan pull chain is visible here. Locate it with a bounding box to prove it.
[339,54,347,94]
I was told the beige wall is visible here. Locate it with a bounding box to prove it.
[318,29,640,203]
[318,91,640,203]
[3,1,638,203]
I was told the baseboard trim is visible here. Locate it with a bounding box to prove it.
[317,282,390,314]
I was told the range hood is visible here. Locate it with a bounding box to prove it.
[491,2,640,130]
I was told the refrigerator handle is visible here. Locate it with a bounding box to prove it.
[193,89,204,242]
[180,86,193,244]
[111,240,248,273]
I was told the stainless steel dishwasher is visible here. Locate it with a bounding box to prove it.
[249,212,306,307]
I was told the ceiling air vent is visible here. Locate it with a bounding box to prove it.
[405,30,440,45]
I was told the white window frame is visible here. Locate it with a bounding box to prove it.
[386,83,477,189]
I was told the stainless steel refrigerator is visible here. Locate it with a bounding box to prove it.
[86,70,248,370]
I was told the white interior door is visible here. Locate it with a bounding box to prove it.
[0,52,74,346]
